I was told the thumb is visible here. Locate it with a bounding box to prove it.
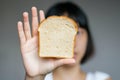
[54,59,76,68]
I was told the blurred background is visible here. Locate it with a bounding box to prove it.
[0,0,120,80]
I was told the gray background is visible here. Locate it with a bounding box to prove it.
[0,0,120,80]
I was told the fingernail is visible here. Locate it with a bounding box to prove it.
[23,12,28,16]
[32,6,37,10]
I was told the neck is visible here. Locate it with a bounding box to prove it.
[53,64,86,80]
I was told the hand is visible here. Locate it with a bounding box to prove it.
[17,7,75,77]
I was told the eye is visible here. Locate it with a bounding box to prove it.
[77,31,80,34]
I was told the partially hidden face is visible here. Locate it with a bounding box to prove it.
[73,27,88,65]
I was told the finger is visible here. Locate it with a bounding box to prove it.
[23,12,31,40]
[17,21,26,44]
[31,7,38,36]
[54,59,75,68]
[39,10,45,22]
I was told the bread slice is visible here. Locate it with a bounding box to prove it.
[38,16,78,58]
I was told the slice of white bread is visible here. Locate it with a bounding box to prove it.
[38,16,78,58]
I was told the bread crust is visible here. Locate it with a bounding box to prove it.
[38,16,78,58]
[38,16,78,31]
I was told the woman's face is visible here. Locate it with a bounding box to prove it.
[73,27,88,64]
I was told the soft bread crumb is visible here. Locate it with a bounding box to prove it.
[38,16,78,58]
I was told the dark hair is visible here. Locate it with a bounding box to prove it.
[46,2,94,64]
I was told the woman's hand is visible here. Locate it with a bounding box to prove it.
[17,7,75,77]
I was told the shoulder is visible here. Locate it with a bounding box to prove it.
[105,77,112,80]
[44,71,112,80]
[86,71,112,80]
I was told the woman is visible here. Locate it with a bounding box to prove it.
[17,2,112,80]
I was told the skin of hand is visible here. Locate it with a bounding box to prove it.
[17,7,75,77]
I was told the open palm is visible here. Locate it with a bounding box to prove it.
[17,7,75,77]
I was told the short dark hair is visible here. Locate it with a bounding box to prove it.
[46,2,94,64]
